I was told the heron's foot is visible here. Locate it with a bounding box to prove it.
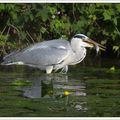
[60,66,68,74]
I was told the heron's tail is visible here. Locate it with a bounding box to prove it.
[1,50,21,65]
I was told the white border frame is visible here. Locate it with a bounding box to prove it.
[0,0,120,3]
[0,1,120,119]
[0,117,120,119]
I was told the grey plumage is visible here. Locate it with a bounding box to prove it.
[2,34,105,74]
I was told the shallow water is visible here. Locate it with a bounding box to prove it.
[0,63,120,117]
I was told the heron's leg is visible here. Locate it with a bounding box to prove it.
[46,66,53,74]
[60,66,68,74]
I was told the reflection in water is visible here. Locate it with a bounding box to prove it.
[15,73,87,112]
[16,74,86,99]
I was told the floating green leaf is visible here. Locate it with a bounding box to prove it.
[12,79,32,86]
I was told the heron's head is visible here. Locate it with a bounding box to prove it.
[72,34,105,52]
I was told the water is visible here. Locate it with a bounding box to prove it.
[0,62,120,117]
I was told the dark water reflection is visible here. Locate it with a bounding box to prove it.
[0,61,120,117]
[16,74,86,98]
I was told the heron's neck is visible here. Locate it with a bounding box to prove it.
[70,39,86,65]
[70,39,86,53]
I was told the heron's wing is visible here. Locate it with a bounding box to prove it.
[21,47,69,66]
[23,39,70,52]
[10,39,71,66]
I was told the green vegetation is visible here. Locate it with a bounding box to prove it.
[0,3,120,57]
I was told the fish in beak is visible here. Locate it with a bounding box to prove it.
[84,38,106,53]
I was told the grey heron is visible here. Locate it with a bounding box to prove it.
[2,34,105,74]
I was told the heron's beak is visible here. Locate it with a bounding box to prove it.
[84,38,106,52]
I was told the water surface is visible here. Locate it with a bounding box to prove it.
[0,63,120,117]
